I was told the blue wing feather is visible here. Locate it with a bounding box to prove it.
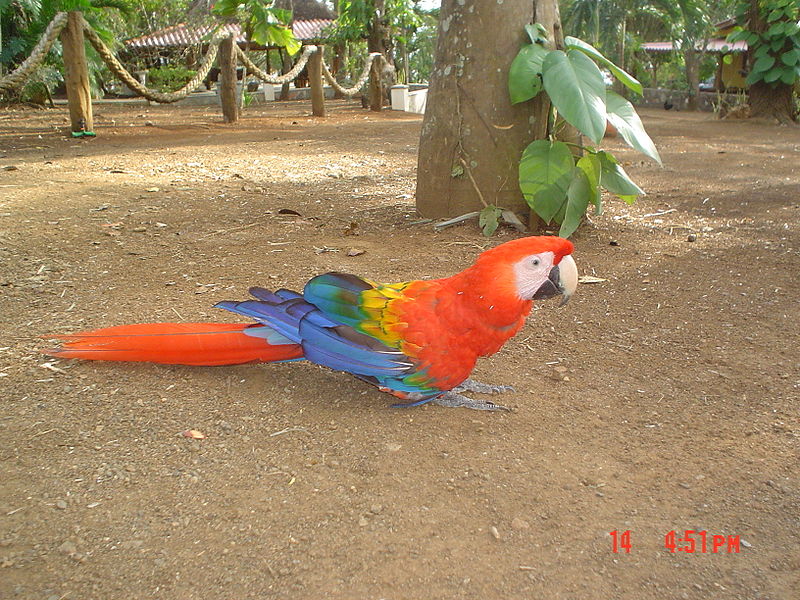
[215,274,434,398]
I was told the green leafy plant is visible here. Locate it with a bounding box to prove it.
[505,24,661,238]
[212,0,300,55]
[147,66,197,92]
[727,0,800,87]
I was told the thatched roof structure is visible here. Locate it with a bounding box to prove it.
[126,0,336,50]
[186,0,335,21]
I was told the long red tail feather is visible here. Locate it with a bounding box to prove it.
[44,323,304,366]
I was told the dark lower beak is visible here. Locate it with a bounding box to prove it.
[533,266,563,301]
[532,255,578,307]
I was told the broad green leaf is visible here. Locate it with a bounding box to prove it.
[564,36,643,95]
[764,67,783,83]
[533,171,573,223]
[577,154,600,189]
[754,44,771,58]
[519,140,575,213]
[542,50,607,144]
[753,55,776,73]
[780,67,798,85]
[767,22,786,38]
[605,91,661,164]
[782,49,799,66]
[727,29,746,43]
[559,168,591,238]
[597,151,644,199]
[576,154,602,214]
[746,69,764,85]
[508,44,548,104]
[479,205,502,237]
[768,9,782,22]
[525,23,548,44]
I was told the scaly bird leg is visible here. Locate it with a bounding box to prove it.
[432,391,510,411]
[453,378,516,395]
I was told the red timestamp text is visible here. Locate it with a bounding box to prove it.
[609,530,742,553]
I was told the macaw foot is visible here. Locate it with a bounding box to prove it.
[453,378,516,395]
[432,391,510,411]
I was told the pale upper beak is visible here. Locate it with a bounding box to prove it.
[532,254,578,307]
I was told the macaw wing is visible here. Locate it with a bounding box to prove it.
[301,272,417,377]
[217,276,417,380]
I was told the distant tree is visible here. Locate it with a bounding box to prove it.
[1,0,130,100]
[729,0,799,122]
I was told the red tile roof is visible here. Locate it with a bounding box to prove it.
[125,20,334,49]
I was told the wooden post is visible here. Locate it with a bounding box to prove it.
[368,55,383,112]
[59,11,93,135]
[308,46,326,117]
[219,35,238,123]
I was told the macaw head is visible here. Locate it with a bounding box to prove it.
[474,236,578,306]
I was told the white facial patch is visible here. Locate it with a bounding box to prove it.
[513,251,555,300]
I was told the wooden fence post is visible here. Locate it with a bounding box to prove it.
[369,54,383,112]
[219,35,238,123]
[308,46,326,117]
[59,11,93,135]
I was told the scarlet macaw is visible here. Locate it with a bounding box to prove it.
[46,236,578,410]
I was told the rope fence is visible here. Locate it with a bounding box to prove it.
[235,44,317,85]
[0,12,69,92]
[1,10,390,130]
[82,16,231,104]
[321,52,382,97]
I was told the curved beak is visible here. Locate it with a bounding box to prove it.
[533,254,578,307]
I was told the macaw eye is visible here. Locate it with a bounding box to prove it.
[531,257,541,266]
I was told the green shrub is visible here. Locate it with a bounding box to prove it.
[147,66,198,93]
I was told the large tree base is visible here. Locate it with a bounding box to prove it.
[747,82,798,124]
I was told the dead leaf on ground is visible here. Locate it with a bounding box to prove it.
[578,275,608,284]
[181,429,205,439]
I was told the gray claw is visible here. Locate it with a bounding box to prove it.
[453,378,516,395]
[432,391,510,411]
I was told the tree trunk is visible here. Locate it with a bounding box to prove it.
[416,0,564,220]
[309,47,326,117]
[60,11,93,134]
[367,1,386,111]
[219,36,238,123]
[331,44,346,99]
[749,81,795,122]
[279,49,292,100]
[684,49,700,111]
[744,0,797,123]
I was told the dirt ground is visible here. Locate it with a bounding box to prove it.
[0,99,798,600]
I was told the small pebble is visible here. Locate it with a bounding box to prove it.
[58,541,77,555]
[511,518,530,530]
[687,233,697,242]
[489,526,501,540]
[55,500,67,510]
[370,504,383,514]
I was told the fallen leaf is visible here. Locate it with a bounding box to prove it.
[578,275,607,284]
[182,429,205,439]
